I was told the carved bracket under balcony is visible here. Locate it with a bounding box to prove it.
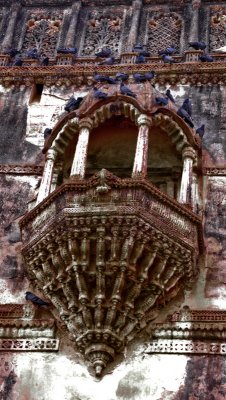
[20,170,203,376]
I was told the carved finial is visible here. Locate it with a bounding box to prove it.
[96,169,111,194]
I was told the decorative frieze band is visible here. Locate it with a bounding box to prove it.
[146,340,226,355]
[203,168,226,176]
[0,165,43,175]
[1,63,226,87]
[168,307,226,322]
[0,338,59,351]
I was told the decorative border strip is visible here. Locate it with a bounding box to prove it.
[0,165,43,175]
[0,338,59,351]
[168,308,226,322]
[0,63,226,86]
[203,168,226,176]
[146,340,226,355]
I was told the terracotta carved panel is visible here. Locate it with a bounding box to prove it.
[21,10,63,57]
[81,10,124,56]
[209,6,226,52]
[146,11,182,55]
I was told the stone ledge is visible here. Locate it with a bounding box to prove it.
[0,338,59,351]
[0,164,43,175]
[146,340,226,355]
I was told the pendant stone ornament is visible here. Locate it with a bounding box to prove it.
[20,170,202,376]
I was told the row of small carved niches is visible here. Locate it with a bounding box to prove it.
[0,3,225,59]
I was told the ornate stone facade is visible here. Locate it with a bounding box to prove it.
[0,0,226,397]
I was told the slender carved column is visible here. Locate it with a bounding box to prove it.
[64,1,82,47]
[189,0,201,43]
[126,0,142,51]
[179,148,197,204]
[1,2,21,51]
[191,173,200,213]
[36,149,57,204]
[132,115,152,178]
[70,118,93,179]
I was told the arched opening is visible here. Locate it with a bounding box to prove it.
[54,130,80,184]
[147,125,183,200]
[86,115,137,178]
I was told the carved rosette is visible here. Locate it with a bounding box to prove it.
[20,170,202,376]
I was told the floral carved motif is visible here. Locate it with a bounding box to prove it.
[209,6,226,52]
[146,12,182,55]
[81,10,123,56]
[21,10,63,57]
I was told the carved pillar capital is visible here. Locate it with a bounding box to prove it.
[137,114,152,128]
[79,117,94,131]
[46,148,57,161]
[182,147,197,162]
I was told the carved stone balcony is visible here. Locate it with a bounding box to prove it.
[20,170,203,376]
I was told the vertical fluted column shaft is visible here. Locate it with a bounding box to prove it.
[36,149,57,205]
[179,147,197,204]
[1,2,21,51]
[191,173,200,212]
[70,118,93,179]
[64,1,82,48]
[132,115,152,178]
[126,0,142,51]
[189,0,201,42]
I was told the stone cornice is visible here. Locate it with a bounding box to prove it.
[0,304,58,350]
[0,338,59,351]
[0,62,226,87]
[146,340,226,355]
[146,308,226,356]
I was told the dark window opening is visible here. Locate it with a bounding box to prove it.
[29,83,44,104]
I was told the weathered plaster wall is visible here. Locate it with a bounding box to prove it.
[3,347,226,400]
